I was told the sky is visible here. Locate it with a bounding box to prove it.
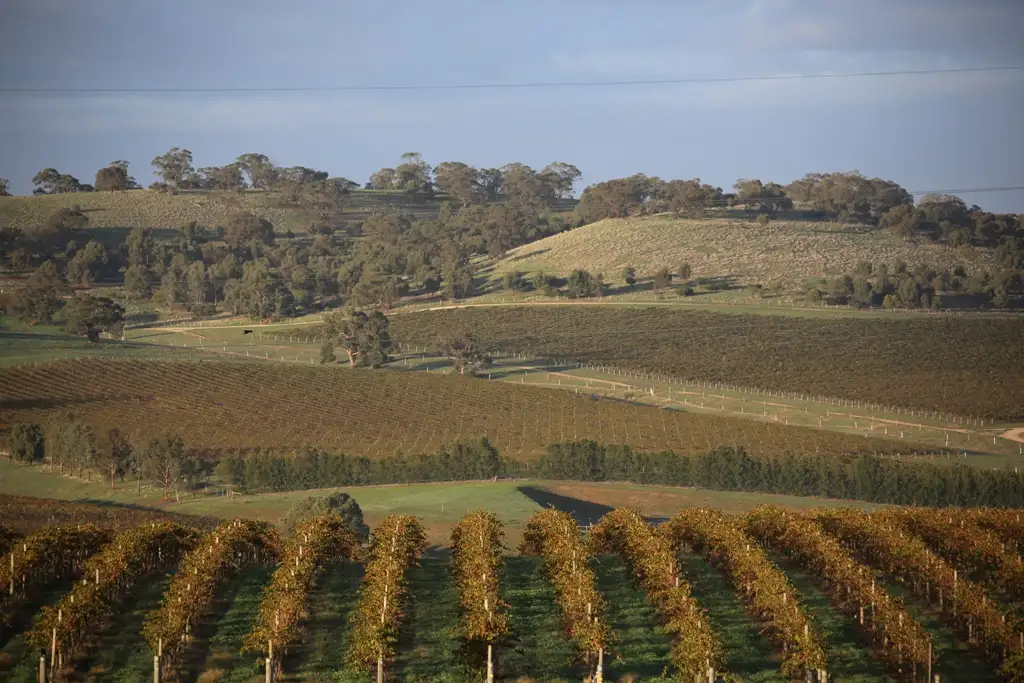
[1,0,1023,211]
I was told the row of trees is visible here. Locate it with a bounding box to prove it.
[8,421,206,498]
[811,261,1023,309]
[208,437,1024,508]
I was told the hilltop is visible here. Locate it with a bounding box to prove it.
[492,214,993,287]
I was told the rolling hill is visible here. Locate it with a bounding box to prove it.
[492,214,993,286]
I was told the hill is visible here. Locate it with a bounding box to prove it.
[0,188,445,238]
[0,358,910,460]
[493,214,992,287]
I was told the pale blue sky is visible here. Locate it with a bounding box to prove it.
[2,0,1023,210]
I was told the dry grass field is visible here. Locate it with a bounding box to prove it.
[0,188,445,238]
[494,214,992,286]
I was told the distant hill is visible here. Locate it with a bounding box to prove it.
[0,188,446,237]
[493,214,992,286]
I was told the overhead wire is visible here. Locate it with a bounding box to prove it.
[3,65,1022,94]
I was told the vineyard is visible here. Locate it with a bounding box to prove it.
[1,504,1022,682]
[387,306,1024,420]
[0,358,914,460]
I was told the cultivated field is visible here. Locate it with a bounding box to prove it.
[388,306,1024,420]
[492,214,993,287]
[0,358,912,460]
[0,495,1015,682]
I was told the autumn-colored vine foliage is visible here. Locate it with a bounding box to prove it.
[952,508,1024,552]
[520,509,610,679]
[590,508,724,680]
[661,508,828,679]
[143,519,280,668]
[346,515,427,677]
[243,514,360,663]
[811,508,1024,681]
[877,507,1024,602]
[27,522,199,665]
[1,524,110,624]
[745,506,931,681]
[450,511,510,677]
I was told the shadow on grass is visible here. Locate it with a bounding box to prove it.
[677,549,786,683]
[770,554,895,683]
[175,565,272,682]
[501,556,576,682]
[593,555,672,681]
[284,561,363,681]
[75,573,172,682]
[516,485,613,527]
[881,575,1002,683]
[395,553,467,682]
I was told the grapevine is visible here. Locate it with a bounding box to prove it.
[142,518,280,672]
[745,506,931,680]
[450,511,509,681]
[811,508,1024,680]
[242,514,360,674]
[661,508,828,678]
[1,524,110,624]
[590,508,725,680]
[946,508,1024,554]
[520,509,610,681]
[877,507,1024,602]
[26,521,199,672]
[346,514,427,681]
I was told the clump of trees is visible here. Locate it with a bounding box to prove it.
[321,309,392,367]
[281,491,369,540]
[440,331,492,375]
[816,261,1023,310]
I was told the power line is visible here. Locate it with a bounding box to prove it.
[3,65,1022,94]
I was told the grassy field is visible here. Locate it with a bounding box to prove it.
[387,306,1024,421]
[0,462,884,542]
[0,188,451,238]
[491,213,992,288]
[0,358,916,463]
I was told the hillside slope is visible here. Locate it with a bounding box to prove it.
[0,188,443,236]
[494,215,991,286]
[0,359,909,459]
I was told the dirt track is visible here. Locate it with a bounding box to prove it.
[1002,428,1024,444]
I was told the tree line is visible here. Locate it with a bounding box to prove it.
[7,420,209,500]
[10,419,1020,506]
[217,437,1021,508]
[808,260,1022,310]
